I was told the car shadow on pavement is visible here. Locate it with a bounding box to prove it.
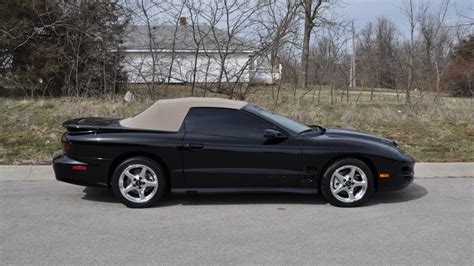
[366,183,428,206]
[81,187,117,203]
[81,182,428,207]
[166,193,326,206]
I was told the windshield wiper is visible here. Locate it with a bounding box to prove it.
[298,128,314,135]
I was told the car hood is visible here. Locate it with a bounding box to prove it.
[322,127,397,147]
[303,126,412,161]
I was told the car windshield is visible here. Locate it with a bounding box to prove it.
[250,105,312,134]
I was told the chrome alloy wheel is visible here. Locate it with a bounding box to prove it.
[119,164,158,204]
[330,165,368,203]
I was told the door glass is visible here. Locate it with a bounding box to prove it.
[184,107,272,138]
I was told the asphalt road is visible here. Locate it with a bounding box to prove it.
[1,178,472,265]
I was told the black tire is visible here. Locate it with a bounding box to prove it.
[111,157,167,208]
[321,158,374,207]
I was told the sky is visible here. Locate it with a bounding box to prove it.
[335,0,473,36]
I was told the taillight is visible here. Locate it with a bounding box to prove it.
[61,134,71,152]
[72,165,87,171]
[63,141,71,151]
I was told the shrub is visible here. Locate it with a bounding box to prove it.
[442,58,473,97]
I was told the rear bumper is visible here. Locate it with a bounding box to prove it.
[376,160,415,192]
[53,155,109,187]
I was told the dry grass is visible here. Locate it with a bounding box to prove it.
[1,85,473,164]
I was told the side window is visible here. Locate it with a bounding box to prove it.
[184,107,273,138]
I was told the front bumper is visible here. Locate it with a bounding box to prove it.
[53,154,109,187]
[376,159,415,192]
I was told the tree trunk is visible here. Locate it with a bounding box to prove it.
[407,56,412,104]
[300,13,311,88]
[434,57,440,93]
[300,0,312,88]
[406,0,415,105]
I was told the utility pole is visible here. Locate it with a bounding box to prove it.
[349,20,356,88]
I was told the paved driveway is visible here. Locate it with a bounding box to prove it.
[0,177,472,265]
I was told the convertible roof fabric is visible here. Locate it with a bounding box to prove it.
[120,97,248,132]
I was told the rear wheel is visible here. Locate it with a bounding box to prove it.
[321,158,374,207]
[111,157,167,208]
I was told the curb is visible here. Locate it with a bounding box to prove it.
[414,162,473,179]
[0,165,53,181]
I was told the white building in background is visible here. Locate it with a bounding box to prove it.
[122,18,281,85]
[122,18,257,84]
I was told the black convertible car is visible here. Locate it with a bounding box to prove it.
[53,97,414,208]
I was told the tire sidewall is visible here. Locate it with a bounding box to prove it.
[111,157,167,208]
[321,158,374,207]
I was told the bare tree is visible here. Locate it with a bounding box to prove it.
[419,0,453,97]
[299,0,333,88]
[401,0,420,104]
[164,2,187,95]
[356,22,378,99]
[180,0,273,99]
[307,24,349,103]
[374,17,398,89]
[138,0,159,97]
[257,0,300,104]
[185,1,205,96]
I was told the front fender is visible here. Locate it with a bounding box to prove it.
[301,135,415,191]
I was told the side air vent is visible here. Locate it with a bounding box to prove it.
[401,166,414,182]
[303,167,317,183]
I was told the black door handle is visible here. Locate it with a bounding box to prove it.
[184,143,204,150]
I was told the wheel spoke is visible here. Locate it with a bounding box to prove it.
[334,172,345,183]
[144,179,157,188]
[139,167,147,179]
[138,188,145,200]
[348,167,356,179]
[353,180,367,188]
[347,189,355,201]
[125,171,136,181]
[123,184,135,194]
[333,184,345,194]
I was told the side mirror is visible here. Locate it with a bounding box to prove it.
[264,129,287,139]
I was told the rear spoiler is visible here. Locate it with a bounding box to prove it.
[62,117,176,134]
[62,117,122,131]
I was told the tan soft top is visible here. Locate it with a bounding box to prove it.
[120,97,248,132]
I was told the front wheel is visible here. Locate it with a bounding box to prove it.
[321,158,374,207]
[111,157,167,208]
